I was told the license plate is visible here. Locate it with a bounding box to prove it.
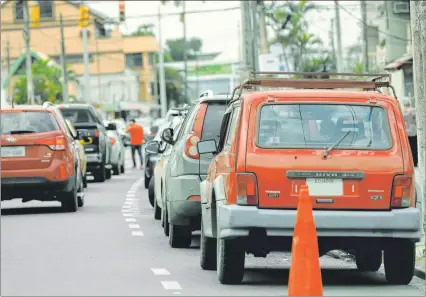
[1,146,26,158]
[306,178,343,196]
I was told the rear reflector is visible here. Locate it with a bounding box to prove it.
[109,137,116,145]
[236,173,258,206]
[35,135,66,151]
[391,175,413,208]
[59,164,67,180]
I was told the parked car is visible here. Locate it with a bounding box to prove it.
[65,119,88,188]
[105,122,126,175]
[157,93,229,248]
[111,118,130,147]
[58,104,113,182]
[1,103,85,212]
[144,115,186,190]
[197,73,421,285]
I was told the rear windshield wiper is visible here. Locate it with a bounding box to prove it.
[9,130,37,135]
[322,130,351,159]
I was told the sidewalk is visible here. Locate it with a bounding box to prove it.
[415,242,425,279]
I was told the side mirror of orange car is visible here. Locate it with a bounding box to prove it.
[197,139,217,155]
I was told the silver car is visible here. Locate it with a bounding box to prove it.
[159,95,228,248]
[105,123,126,175]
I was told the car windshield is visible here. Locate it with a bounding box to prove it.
[1,111,60,134]
[257,104,392,150]
[60,108,97,124]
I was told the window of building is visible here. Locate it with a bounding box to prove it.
[148,52,156,66]
[14,0,24,21]
[40,0,53,18]
[125,53,143,68]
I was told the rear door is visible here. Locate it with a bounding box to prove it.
[1,110,62,171]
[245,100,403,210]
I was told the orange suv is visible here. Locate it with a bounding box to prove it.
[197,72,421,285]
[1,103,85,212]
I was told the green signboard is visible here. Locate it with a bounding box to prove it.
[187,64,233,77]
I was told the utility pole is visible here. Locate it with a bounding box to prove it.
[23,1,34,104]
[251,1,260,71]
[334,1,344,72]
[158,5,167,118]
[241,0,254,78]
[6,38,12,103]
[182,1,188,102]
[361,0,369,72]
[80,2,90,104]
[329,18,337,70]
[257,0,269,55]
[410,0,426,243]
[59,14,69,103]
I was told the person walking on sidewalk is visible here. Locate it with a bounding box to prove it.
[126,119,145,169]
[402,100,418,167]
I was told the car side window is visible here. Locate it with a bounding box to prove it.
[217,111,232,152]
[55,111,74,140]
[180,104,199,137]
[224,106,241,148]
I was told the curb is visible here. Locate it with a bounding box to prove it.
[327,250,426,280]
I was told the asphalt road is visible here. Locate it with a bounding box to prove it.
[1,159,425,296]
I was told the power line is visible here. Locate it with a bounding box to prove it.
[337,3,411,42]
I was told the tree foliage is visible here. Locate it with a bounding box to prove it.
[129,24,155,37]
[166,37,203,61]
[13,59,76,105]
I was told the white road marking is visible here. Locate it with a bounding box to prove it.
[173,292,181,295]
[161,281,182,290]
[122,205,131,208]
[127,190,136,194]
[126,194,136,198]
[126,198,138,201]
[151,268,171,276]
[128,223,140,229]
[125,218,136,222]
[124,201,137,205]
[132,231,144,236]
[122,213,133,217]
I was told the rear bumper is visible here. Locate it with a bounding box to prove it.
[218,205,421,241]
[1,177,74,200]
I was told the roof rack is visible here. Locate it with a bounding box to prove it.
[230,71,397,102]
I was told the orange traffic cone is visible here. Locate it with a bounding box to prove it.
[288,185,323,296]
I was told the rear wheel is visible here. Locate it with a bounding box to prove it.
[120,163,125,174]
[77,174,85,208]
[61,183,78,213]
[112,165,120,176]
[144,174,150,189]
[154,196,161,220]
[384,240,415,285]
[106,168,112,180]
[148,177,155,207]
[94,162,106,183]
[169,224,192,248]
[83,174,88,188]
[200,221,217,270]
[356,248,382,272]
[163,206,170,236]
[217,237,245,284]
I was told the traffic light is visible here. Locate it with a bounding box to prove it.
[79,5,90,28]
[119,1,125,22]
[31,4,40,28]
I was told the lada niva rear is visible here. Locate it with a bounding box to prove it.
[197,73,421,285]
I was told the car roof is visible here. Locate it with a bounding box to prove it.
[57,103,93,109]
[1,105,55,112]
[241,89,397,104]
[198,95,230,104]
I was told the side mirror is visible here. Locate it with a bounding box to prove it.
[145,141,160,154]
[106,123,117,131]
[161,128,174,145]
[197,139,218,155]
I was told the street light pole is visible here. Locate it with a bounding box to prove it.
[158,5,167,118]
[23,1,35,104]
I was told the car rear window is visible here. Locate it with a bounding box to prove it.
[257,104,392,150]
[59,108,97,124]
[201,103,227,142]
[1,111,60,135]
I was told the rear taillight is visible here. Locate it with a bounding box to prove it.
[185,134,200,159]
[109,137,116,145]
[95,130,100,137]
[236,173,258,206]
[391,175,413,208]
[35,136,66,151]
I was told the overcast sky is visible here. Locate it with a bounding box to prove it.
[86,0,364,61]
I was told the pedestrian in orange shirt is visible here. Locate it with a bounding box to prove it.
[126,119,144,169]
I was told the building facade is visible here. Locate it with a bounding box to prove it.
[0,0,159,108]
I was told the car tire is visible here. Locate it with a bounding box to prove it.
[120,163,125,174]
[83,174,88,188]
[148,177,155,207]
[217,237,245,284]
[61,182,78,213]
[113,165,120,176]
[200,220,217,270]
[163,206,170,236]
[356,248,382,272]
[144,174,150,189]
[154,196,161,220]
[384,239,415,285]
[94,162,106,183]
[169,224,192,248]
[106,168,112,180]
[77,174,85,208]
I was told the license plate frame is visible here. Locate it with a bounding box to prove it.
[1,146,26,158]
[306,178,343,197]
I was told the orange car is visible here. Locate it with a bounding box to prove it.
[197,72,421,285]
[1,103,85,212]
